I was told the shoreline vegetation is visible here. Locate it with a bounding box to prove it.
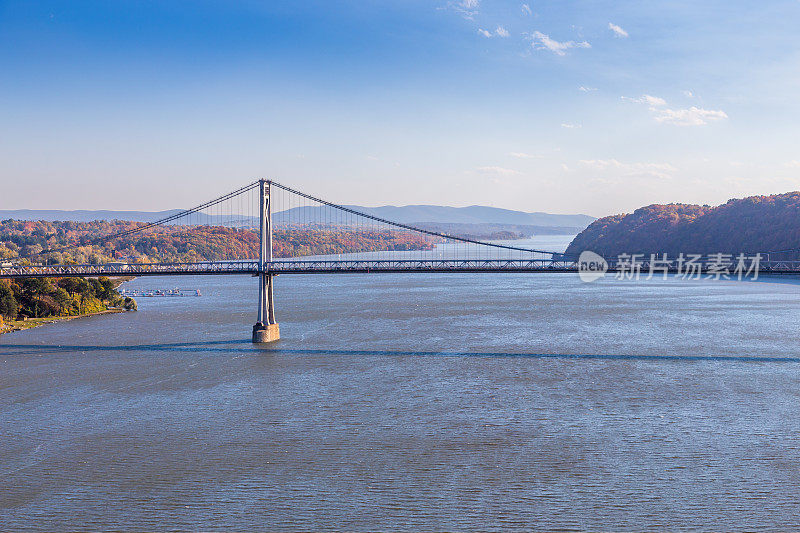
[0,276,137,336]
[0,308,127,335]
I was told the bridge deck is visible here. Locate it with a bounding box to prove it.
[0,260,576,277]
[2,259,800,277]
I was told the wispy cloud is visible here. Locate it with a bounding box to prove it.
[508,152,541,159]
[579,86,597,92]
[450,0,479,19]
[477,166,522,176]
[528,31,590,56]
[622,94,667,106]
[521,3,532,15]
[608,22,628,38]
[654,107,728,126]
[561,122,582,129]
[479,26,510,38]
[682,90,694,98]
[624,94,728,126]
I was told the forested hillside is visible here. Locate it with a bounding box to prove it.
[0,220,436,263]
[566,192,800,257]
[0,277,136,321]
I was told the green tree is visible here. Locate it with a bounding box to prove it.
[59,278,80,297]
[74,278,92,314]
[0,283,18,319]
[20,278,52,318]
[122,297,137,311]
[96,277,117,301]
[53,287,72,314]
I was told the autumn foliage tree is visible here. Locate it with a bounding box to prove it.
[0,220,436,264]
[0,277,129,320]
[566,192,800,258]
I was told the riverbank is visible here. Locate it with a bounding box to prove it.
[1,276,136,335]
[0,308,128,335]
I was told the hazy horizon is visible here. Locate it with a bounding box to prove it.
[0,203,598,222]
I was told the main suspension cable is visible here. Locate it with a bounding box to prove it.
[269,180,556,256]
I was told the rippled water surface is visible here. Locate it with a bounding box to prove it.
[3,237,800,530]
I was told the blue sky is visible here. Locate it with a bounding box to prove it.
[1,0,799,216]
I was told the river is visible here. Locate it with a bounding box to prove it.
[2,236,800,530]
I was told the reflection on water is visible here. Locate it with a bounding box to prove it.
[2,236,800,530]
[6,342,800,363]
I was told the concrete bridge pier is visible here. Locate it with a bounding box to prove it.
[253,272,279,343]
[252,178,279,343]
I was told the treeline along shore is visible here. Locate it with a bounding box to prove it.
[0,276,137,335]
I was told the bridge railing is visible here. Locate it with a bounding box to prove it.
[3,257,800,278]
[0,261,260,278]
[266,258,579,273]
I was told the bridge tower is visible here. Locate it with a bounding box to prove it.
[252,179,280,343]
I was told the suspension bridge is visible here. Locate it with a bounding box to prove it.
[1,179,797,342]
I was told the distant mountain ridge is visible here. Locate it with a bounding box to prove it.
[413,222,586,239]
[337,205,595,227]
[0,205,595,231]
